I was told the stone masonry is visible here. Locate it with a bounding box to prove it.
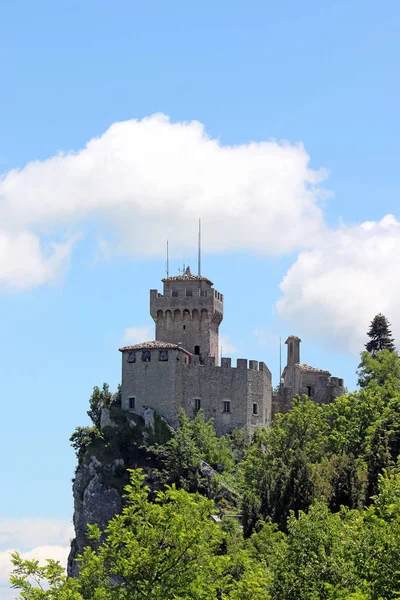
[273,336,345,417]
[120,268,343,435]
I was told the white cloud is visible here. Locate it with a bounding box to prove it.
[276,215,400,354]
[0,546,69,600]
[0,232,79,292]
[122,325,153,345]
[219,334,238,356]
[0,518,73,552]
[0,518,72,599]
[0,114,328,291]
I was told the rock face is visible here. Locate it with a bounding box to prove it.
[67,455,123,576]
[67,405,238,576]
[67,405,172,576]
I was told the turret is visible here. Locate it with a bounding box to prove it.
[150,266,223,363]
[286,335,301,366]
[283,335,301,387]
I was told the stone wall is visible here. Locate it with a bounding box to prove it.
[150,283,223,362]
[272,373,345,418]
[121,347,184,427]
[121,348,272,436]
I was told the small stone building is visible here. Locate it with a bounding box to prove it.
[273,336,345,417]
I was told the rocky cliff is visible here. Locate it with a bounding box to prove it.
[67,406,172,576]
[67,405,239,576]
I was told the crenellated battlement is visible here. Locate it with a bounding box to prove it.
[150,288,223,301]
[120,264,343,436]
[188,355,270,374]
[149,269,223,363]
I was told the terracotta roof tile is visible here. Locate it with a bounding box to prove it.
[119,341,191,353]
[162,266,213,285]
[295,363,331,375]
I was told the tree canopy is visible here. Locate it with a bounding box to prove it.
[365,313,396,356]
[10,316,400,599]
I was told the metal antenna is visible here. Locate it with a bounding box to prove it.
[279,337,282,383]
[166,240,169,278]
[198,218,201,276]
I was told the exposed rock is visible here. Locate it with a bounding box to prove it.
[100,407,118,430]
[68,407,163,576]
[67,455,123,576]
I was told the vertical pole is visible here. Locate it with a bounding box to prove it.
[279,336,282,383]
[198,218,201,276]
[166,240,169,278]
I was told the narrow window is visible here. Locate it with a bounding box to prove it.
[252,403,258,415]
[159,350,168,362]
[194,399,201,412]
[223,400,231,413]
[129,397,135,409]
[142,350,151,362]
[183,325,186,330]
[307,386,312,397]
[186,288,192,297]
[127,352,136,363]
[194,345,200,355]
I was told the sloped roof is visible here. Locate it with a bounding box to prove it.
[285,335,302,343]
[295,363,331,375]
[162,266,213,286]
[119,341,191,353]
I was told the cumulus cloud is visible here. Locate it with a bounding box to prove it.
[0,232,79,292]
[0,114,328,291]
[0,517,73,553]
[276,215,400,354]
[0,518,72,599]
[0,545,69,600]
[122,325,153,345]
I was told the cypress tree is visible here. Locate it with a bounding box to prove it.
[365,313,396,356]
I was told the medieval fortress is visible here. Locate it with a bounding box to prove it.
[119,267,344,435]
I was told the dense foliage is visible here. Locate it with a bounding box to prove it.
[11,314,400,599]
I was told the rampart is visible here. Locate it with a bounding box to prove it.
[120,346,272,435]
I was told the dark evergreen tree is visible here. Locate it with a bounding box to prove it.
[365,313,396,356]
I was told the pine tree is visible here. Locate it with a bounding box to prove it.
[365,313,396,356]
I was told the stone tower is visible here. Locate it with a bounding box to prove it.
[150,266,223,363]
[284,335,301,387]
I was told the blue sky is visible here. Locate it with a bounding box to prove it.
[1,0,400,595]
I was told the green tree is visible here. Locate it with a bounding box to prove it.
[153,408,235,493]
[357,349,400,396]
[355,471,400,599]
[324,390,383,456]
[10,555,83,599]
[312,454,367,511]
[270,503,361,600]
[70,383,121,459]
[240,398,325,533]
[69,425,103,459]
[364,313,395,357]
[365,396,400,498]
[11,470,271,600]
[87,383,113,428]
